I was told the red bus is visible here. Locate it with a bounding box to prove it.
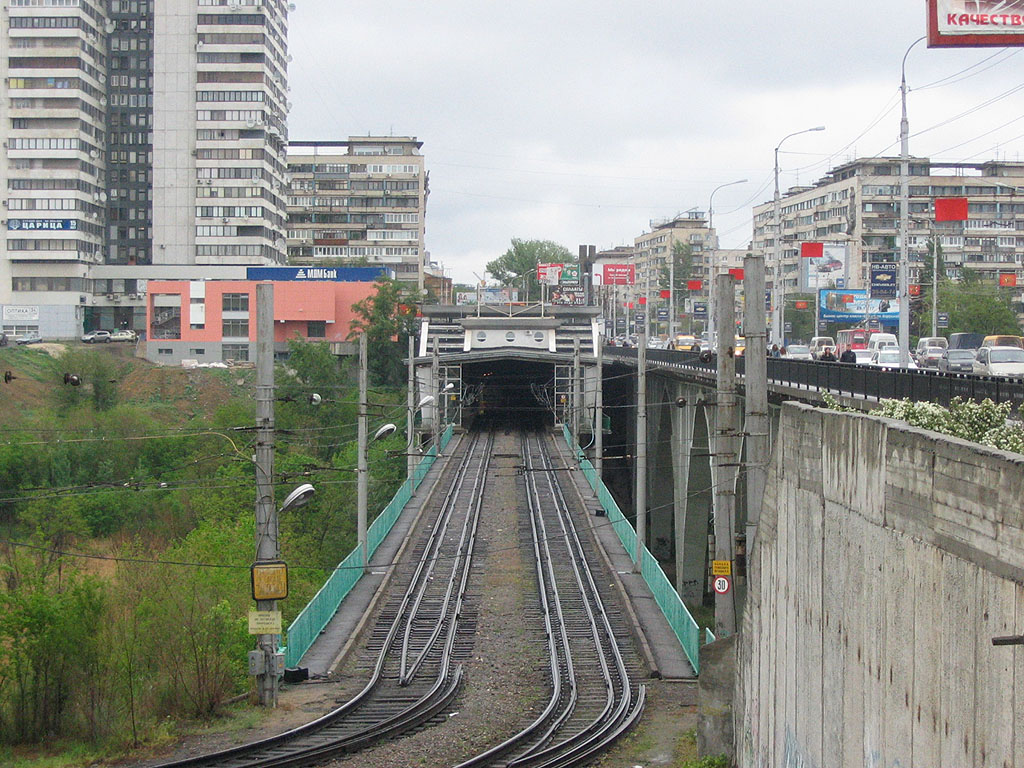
[835,328,873,357]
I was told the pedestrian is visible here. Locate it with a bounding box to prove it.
[820,347,837,362]
[839,348,857,363]
[770,344,780,358]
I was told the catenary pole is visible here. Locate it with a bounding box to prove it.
[634,299,648,573]
[595,335,604,481]
[899,37,925,368]
[713,273,738,636]
[743,253,769,550]
[254,282,279,707]
[357,333,368,573]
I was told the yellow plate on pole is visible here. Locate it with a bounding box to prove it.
[251,561,288,601]
[712,560,732,576]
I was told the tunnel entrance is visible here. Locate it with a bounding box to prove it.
[461,358,559,430]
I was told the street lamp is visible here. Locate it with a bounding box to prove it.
[706,178,748,342]
[773,126,825,345]
[899,36,927,368]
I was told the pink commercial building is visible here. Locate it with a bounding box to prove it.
[145,274,382,365]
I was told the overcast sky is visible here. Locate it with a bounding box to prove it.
[287,1,1024,284]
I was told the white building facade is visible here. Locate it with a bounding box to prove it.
[2,0,290,339]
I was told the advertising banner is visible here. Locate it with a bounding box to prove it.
[929,0,1024,47]
[550,290,586,306]
[2,305,40,323]
[819,289,901,323]
[559,264,580,285]
[870,263,898,298]
[600,264,635,285]
[693,302,708,319]
[803,244,848,290]
[7,219,77,231]
[455,289,519,305]
[537,263,563,285]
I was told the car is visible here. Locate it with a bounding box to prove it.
[948,332,984,351]
[915,336,948,360]
[15,332,43,345]
[81,330,111,343]
[809,336,836,359]
[852,349,874,365]
[917,346,945,369]
[110,329,138,342]
[816,258,844,272]
[973,346,1024,377]
[981,335,1024,349]
[869,349,917,370]
[785,344,814,361]
[673,334,700,351]
[937,348,976,373]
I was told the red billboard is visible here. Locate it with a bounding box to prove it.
[928,0,1024,47]
[601,264,635,285]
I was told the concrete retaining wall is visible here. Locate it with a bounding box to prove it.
[737,401,1024,767]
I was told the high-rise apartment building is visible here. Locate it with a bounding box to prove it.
[2,0,289,339]
[286,137,429,291]
[752,157,1024,305]
[632,212,715,300]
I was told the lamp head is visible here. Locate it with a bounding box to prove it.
[308,392,322,405]
[441,382,455,392]
[418,394,435,408]
[373,423,397,442]
[280,483,315,512]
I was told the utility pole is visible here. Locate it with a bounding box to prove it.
[253,282,279,707]
[743,253,769,550]
[572,338,581,448]
[713,274,738,636]
[669,244,676,341]
[634,299,647,573]
[431,337,440,453]
[406,334,416,482]
[899,38,925,368]
[595,336,604,481]
[357,333,369,572]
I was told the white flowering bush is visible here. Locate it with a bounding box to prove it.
[821,395,1024,455]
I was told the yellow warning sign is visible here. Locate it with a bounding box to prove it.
[711,560,732,576]
[248,610,282,635]
[251,561,288,601]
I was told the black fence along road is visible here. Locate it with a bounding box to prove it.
[606,346,1024,412]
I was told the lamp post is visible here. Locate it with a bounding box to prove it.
[899,36,926,368]
[707,178,747,342]
[773,127,824,345]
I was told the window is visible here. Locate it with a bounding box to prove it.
[222,292,249,312]
[158,348,172,355]
[222,343,249,362]
[306,321,326,338]
[222,319,249,338]
[190,348,206,356]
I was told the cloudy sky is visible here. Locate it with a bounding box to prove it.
[287,1,1024,284]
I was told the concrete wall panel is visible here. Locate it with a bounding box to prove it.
[738,402,1024,768]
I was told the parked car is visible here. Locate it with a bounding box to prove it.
[786,344,814,361]
[868,348,917,370]
[973,346,1024,377]
[809,336,836,359]
[937,348,976,373]
[81,329,111,343]
[15,332,43,345]
[110,329,138,342]
[917,346,946,369]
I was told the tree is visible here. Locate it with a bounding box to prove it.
[941,269,1020,337]
[658,241,695,294]
[349,278,420,387]
[485,239,573,303]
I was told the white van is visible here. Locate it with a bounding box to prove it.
[866,332,898,352]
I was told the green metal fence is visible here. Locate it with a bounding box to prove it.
[282,424,453,668]
[561,425,705,674]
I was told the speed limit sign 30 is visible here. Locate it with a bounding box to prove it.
[713,576,731,595]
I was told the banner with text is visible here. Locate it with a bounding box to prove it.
[819,289,901,323]
[929,0,1024,47]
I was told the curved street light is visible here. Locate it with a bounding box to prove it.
[706,178,748,341]
[773,126,825,344]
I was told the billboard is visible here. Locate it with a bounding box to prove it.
[928,0,1024,47]
[802,244,848,290]
[870,263,898,298]
[595,263,635,286]
[537,263,563,285]
[246,266,390,282]
[550,290,586,306]
[819,289,901,323]
[455,289,519,305]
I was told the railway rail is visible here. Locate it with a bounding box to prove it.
[148,428,643,768]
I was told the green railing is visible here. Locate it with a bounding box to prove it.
[282,424,454,668]
[561,425,705,674]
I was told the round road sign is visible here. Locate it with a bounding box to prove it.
[713,576,731,595]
